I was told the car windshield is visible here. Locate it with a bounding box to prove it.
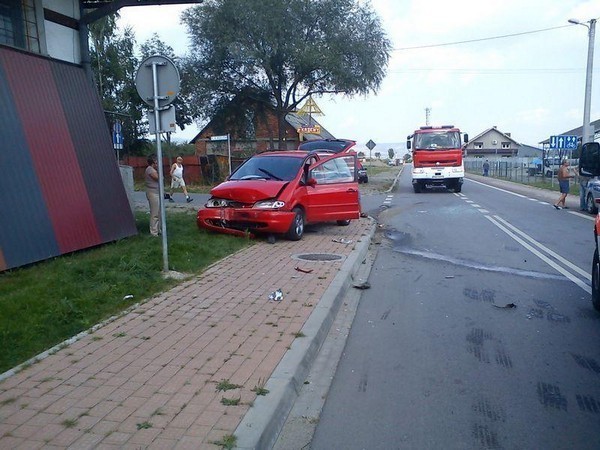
[414,131,461,150]
[230,155,305,181]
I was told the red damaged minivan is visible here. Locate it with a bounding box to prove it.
[196,150,360,240]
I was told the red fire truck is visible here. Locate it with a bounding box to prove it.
[406,125,469,193]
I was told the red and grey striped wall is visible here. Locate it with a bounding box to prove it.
[0,46,137,271]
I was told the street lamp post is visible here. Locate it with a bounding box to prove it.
[569,18,597,144]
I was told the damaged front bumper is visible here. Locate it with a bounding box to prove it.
[197,207,296,237]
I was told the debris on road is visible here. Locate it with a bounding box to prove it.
[493,303,516,309]
[353,281,371,290]
[295,266,313,274]
[269,288,284,301]
[332,238,353,245]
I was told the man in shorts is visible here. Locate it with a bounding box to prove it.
[553,159,574,210]
[169,156,193,203]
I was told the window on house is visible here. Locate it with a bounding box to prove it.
[0,0,40,52]
[501,142,510,149]
[474,142,483,149]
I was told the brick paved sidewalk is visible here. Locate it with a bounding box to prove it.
[0,219,373,449]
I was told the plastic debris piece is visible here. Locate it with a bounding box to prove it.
[268,288,284,301]
[123,294,134,300]
[295,266,313,273]
[493,303,516,309]
[445,276,454,279]
[332,238,353,244]
[353,281,371,290]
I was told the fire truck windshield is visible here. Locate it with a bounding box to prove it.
[414,131,461,150]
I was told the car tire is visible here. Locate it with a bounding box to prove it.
[587,193,598,214]
[286,207,304,241]
[364,177,368,183]
[454,182,462,193]
[593,249,600,311]
[413,182,422,193]
[336,219,351,226]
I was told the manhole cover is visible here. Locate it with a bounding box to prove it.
[293,253,343,262]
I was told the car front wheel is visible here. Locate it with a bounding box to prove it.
[286,207,304,241]
[593,249,600,311]
[336,219,351,226]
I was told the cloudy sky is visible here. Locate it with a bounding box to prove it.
[119,0,600,152]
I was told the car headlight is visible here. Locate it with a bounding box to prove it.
[205,198,230,208]
[254,200,285,209]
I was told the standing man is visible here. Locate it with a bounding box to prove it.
[145,154,161,236]
[483,160,490,176]
[579,168,591,211]
[169,155,193,203]
[553,159,575,210]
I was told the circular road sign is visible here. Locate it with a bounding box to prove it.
[135,55,180,108]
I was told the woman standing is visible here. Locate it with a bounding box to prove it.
[145,154,161,236]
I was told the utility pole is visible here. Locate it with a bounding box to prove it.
[569,18,596,144]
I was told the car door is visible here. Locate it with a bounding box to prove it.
[305,153,360,223]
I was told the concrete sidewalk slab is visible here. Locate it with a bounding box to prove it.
[0,218,375,449]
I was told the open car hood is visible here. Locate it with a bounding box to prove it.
[210,180,288,203]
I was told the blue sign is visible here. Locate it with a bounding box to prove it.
[549,135,578,149]
[113,121,123,150]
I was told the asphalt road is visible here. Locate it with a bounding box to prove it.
[283,169,600,450]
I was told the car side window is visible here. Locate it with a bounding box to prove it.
[309,155,355,184]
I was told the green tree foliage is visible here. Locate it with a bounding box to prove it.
[89,16,148,154]
[388,148,395,160]
[181,0,391,144]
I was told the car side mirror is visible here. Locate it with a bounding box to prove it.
[307,177,317,187]
[580,142,600,177]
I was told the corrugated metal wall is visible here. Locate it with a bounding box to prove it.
[0,46,137,271]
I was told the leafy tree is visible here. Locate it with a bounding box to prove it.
[388,148,394,160]
[89,16,147,154]
[181,0,391,145]
[374,152,381,159]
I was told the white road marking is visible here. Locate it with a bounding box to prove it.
[486,215,591,294]
[457,184,592,293]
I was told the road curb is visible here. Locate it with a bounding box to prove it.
[233,219,377,449]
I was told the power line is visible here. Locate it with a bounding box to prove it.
[388,68,596,74]
[394,24,573,51]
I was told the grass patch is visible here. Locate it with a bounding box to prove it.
[61,418,78,428]
[252,378,269,396]
[216,379,241,392]
[220,396,241,406]
[0,210,251,374]
[212,434,237,449]
[136,421,153,430]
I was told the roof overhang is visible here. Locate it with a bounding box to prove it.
[80,0,203,25]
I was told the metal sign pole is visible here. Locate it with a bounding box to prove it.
[152,61,169,273]
[228,133,232,175]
